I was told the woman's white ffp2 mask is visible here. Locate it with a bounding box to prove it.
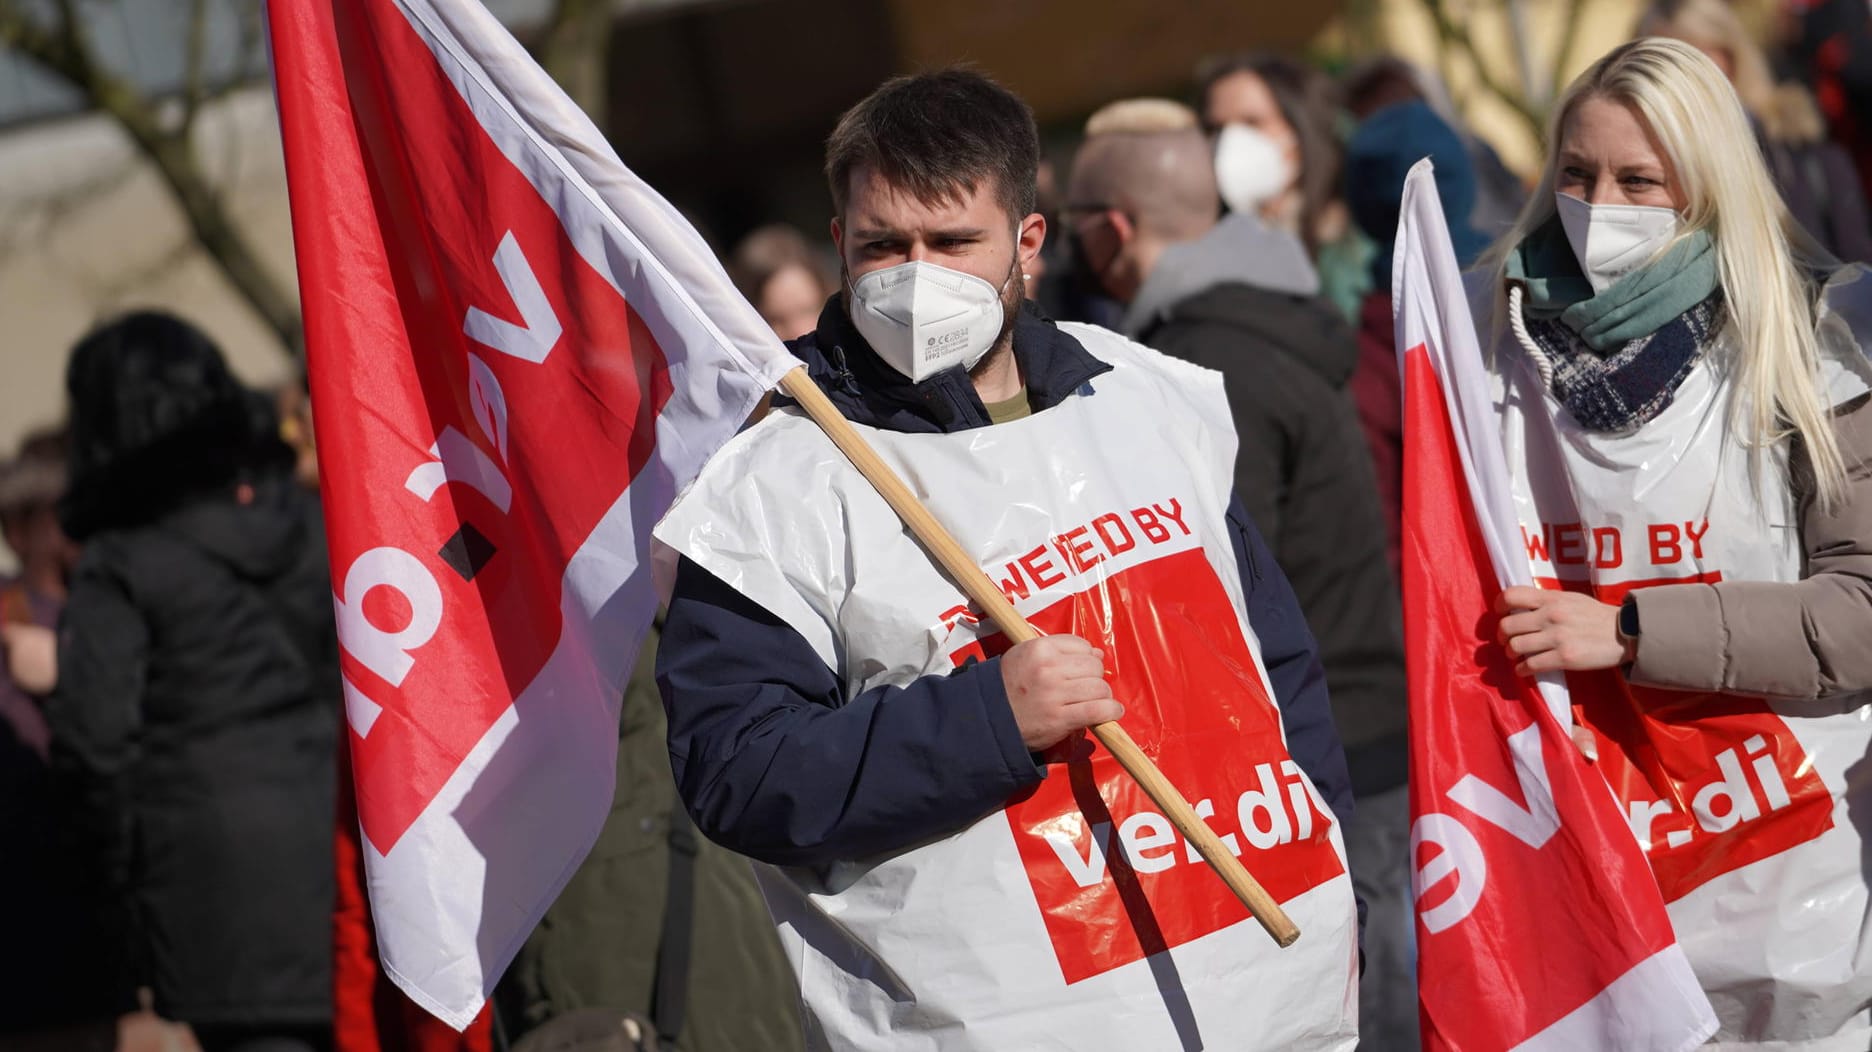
[1214,123,1293,217]
[847,260,1007,382]
[1555,192,1681,295]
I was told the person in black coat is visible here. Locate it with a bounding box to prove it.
[46,312,338,1052]
[1066,110,1410,1045]
[1066,111,1405,803]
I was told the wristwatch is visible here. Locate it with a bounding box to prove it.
[1618,595,1641,641]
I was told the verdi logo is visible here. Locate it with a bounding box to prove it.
[1537,572,1836,899]
[1583,689,1833,899]
[948,544,1344,984]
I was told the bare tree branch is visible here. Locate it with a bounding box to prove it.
[205,0,267,189]
[0,0,302,358]
[181,0,209,136]
[0,0,83,82]
[194,0,262,131]
[50,0,86,79]
[1548,0,1587,104]
[225,0,263,91]
[0,158,138,262]
[97,232,201,304]
[1421,0,1546,144]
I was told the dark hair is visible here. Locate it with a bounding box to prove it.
[1195,53,1344,257]
[824,68,1039,224]
[60,311,286,539]
[0,426,67,526]
[727,224,835,305]
[1342,56,1429,120]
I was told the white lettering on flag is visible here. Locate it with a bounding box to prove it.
[269,0,800,1027]
[464,230,563,363]
[1447,723,1560,851]
[1396,159,1716,1051]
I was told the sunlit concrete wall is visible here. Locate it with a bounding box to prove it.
[0,88,298,455]
[1324,0,1657,178]
[0,89,297,577]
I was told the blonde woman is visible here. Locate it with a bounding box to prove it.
[1483,38,1872,1047]
[1639,0,1872,260]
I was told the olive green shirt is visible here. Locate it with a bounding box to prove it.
[984,389,1032,425]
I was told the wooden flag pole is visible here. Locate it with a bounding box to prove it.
[778,367,1301,948]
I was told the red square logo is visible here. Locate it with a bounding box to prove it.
[1540,575,1835,899]
[952,548,1344,983]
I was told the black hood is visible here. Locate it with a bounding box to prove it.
[1139,282,1362,389]
[159,472,313,583]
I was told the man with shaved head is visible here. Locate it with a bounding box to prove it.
[1067,99,1411,1045]
[1065,101,1315,319]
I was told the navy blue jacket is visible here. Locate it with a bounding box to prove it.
[657,297,1354,868]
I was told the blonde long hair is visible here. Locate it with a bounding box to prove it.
[1481,39,1846,505]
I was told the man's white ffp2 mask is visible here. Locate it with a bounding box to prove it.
[1555,191,1682,295]
[847,260,1007,382]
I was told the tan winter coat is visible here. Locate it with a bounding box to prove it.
[1629,391,1872,698]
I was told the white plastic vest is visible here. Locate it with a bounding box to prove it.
[655,323,1359,1051]
[1483,265,1872,1049]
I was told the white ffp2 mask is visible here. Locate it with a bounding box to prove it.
[846,260,1007,382]
[1214,122,1293,216]
[1555,192,1681,295]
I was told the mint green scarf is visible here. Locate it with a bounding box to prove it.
[1504,217,1719,352]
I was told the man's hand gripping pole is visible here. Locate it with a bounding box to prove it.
[778,367,1302,948]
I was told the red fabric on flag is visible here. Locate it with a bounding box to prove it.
[1395,160,1711,1051]
[269,0,791,1024]
[279,0,671,855]
[335,755,494,1052]
[1403,344,1684,1049]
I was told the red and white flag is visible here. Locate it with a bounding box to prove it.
[1395,160,1715,1051]
[268,0,799,1027]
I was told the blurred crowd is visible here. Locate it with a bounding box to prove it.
[6,0,1872,1049]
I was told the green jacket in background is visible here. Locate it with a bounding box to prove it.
[497,630,804,1052]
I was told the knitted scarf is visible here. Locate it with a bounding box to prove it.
[1523,296,1724,432]
[1506,216,1722,432]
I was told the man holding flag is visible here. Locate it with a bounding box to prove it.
[654,70,1362,1049]
[270,0,1359,1043]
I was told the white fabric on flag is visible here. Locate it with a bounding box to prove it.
[269,0,799,1027]
[1397,159,1717,1052]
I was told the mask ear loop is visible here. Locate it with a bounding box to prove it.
[1000,230,1026,296]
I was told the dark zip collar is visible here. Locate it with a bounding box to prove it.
[775,295,1114,436]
